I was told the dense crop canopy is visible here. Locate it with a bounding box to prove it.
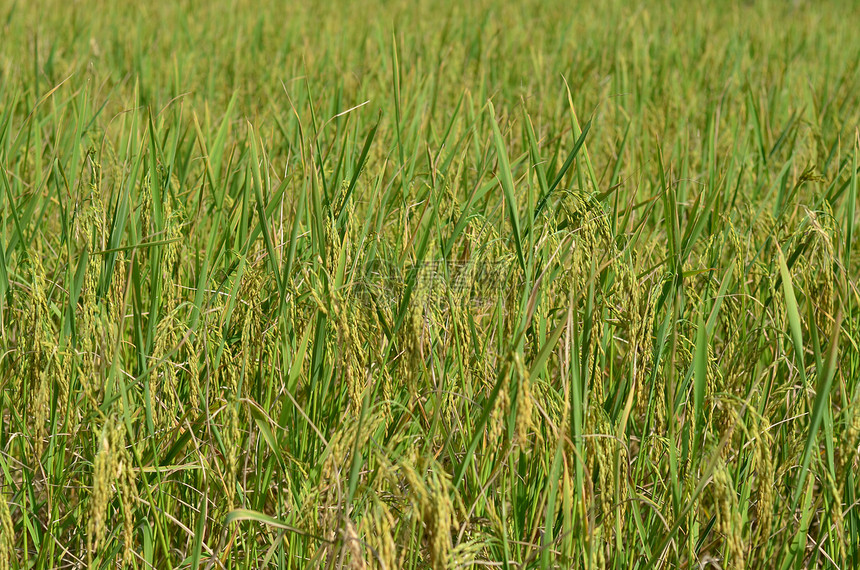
[0,0,859,568]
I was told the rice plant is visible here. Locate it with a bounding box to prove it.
[0,0,858,568]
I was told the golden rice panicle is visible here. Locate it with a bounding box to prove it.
[0,487,14,570]
[421,470,454,570]
[187,334,202,410]
[23,254,50,381]
[359,499,399,570]
[328,291,363,415]
[31,349,56,455]
[88,423,110,556]
[618,269,658,425]
[400,456,456,570]
[488,382,510,445]
[800,205,837,336]
[88,417,130,562]
[162,201,184,279]
[752,427,775,543]
[75,153,107,354]
[76,215,106,404]
[554,190,613,277]
[585,406,616,539]
[587,522,605,569]
[837,392,860,487]
[219,439,242,514]
[108,251,128,330]
[399,292,428,398]
[222,360,243,509]
[139,174,153,241]
[713,394,741,460]
[308,423,358,547]
[344,517,366,570]
[512,352,534,446]
[150,204,187,427]
[713,461,745,570]
[23,255,53,448]
[152,302,179,427]
[111,419,138,567]
[85,151,107,244]
[119,459,138,567]
[237,258,267,379]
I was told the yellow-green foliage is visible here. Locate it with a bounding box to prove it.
[0,0,859,568]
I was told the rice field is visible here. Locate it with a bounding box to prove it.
[1,0,859,568]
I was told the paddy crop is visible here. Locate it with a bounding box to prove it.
[0,0,859,568]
